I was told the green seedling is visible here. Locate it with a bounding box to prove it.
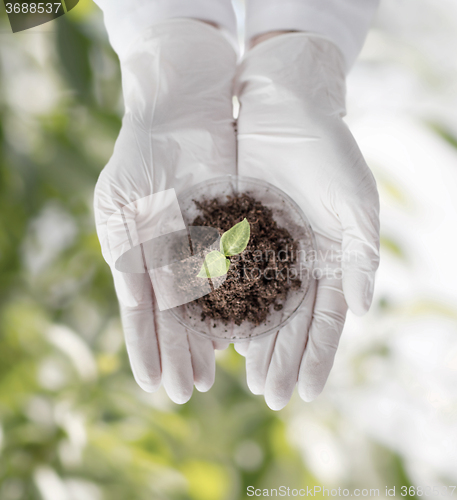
[197,218,250,279]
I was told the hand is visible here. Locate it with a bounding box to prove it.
[94,19,237,403]
[234,33,380,409]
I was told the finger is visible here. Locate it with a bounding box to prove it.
[114,269,162,393]
[189,333,216,393]
[339,170,380,316]
[263,278,317,411]
[298,276,347,402]
[155,308,194,404]
[234,341,250,356]
[245,332,277,395]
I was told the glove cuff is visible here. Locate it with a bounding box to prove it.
[244,0,380,71]
[236,32,347,118]
[94,0,238,61]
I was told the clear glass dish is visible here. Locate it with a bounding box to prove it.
[168,175,317,342]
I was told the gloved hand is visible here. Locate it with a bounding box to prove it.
[94,19,237,403]
[234,33,380,409]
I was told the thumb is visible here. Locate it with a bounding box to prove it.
[340,173,380,316]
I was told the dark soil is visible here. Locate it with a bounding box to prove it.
[188,194,301,326]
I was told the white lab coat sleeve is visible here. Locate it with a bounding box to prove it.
[245,0,381,71]
[92,0,238,60]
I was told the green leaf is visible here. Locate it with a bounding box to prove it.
[64,0,80,11]
[220,218,250,257]
[197,251,230,279]
[380,236,406,260]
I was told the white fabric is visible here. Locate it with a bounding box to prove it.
[94,19,237,403]
[92,0,238,60]
[234,33,380,409]
[246,0,381,70]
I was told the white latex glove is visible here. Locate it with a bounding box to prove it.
[94,19,237,403]
[234,33,380,409]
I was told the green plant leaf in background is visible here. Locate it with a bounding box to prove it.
[198,250,230,279]
[220,218,250,256]
[56,15,93,103]
[380,235,406,260]
[64,0,80,12]
[428,121,457,150]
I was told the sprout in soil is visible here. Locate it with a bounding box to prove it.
[197,218,250,279]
